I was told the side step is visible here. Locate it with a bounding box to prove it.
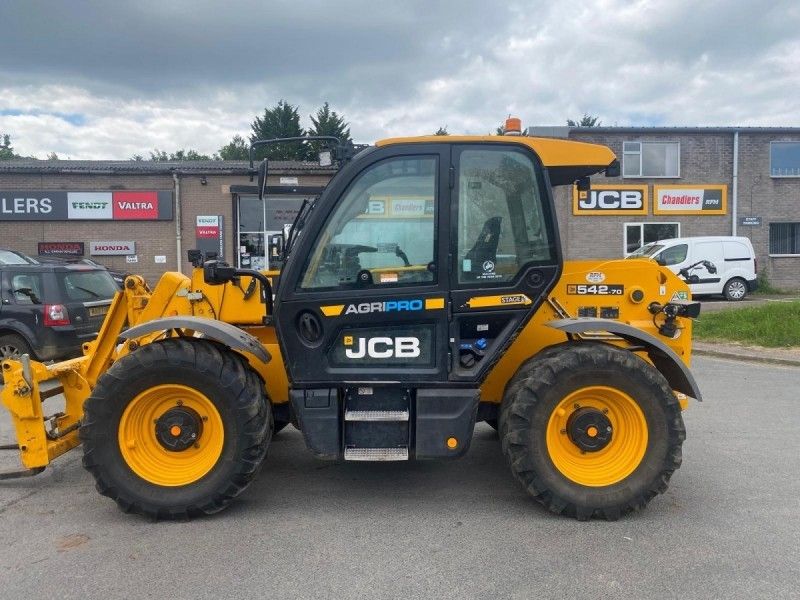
[345,410,409,422]
[344,447,409,461]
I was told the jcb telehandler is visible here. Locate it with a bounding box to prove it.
[1,124,702,520]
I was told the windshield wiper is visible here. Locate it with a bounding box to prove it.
[285,198,317,257]
[72,285,101,299]
[12,287,41,304]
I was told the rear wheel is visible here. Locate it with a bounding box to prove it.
[723,277,748,301]
[81,338,270,519]
[499,342,685,520]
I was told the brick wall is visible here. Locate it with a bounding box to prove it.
[549,130,800,290]
[0,169,334,285]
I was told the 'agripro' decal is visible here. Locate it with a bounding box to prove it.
[320,297,445,317]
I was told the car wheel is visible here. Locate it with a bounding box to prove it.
[723,277,747,301]
[0,334,33,384]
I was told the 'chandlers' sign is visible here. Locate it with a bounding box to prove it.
[654,185,727,215]
[0,191,173,221]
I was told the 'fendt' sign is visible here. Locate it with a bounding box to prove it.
[573,185,648,215]
[0,191,173,221]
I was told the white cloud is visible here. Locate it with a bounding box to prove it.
[1,0,798,159]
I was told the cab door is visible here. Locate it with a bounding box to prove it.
[447,144,562,383]
[274,145,452,386]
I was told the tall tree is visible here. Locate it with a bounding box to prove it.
[149,148,213,161]
[307,102,352,159]
[567,114,601,127]
[0,134,21,160]
[434,126,449,136]
[250,100,306,161]
[218,134,249,160]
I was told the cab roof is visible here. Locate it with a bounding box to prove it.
[375,135,617,186]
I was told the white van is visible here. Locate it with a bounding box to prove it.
[627,236,758,300]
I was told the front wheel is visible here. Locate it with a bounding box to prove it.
[723,277,748,301]
[80,338,271,519]
[499,342,685,520]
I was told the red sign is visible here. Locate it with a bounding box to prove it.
[112,191,158,220]
[196,226,219,238]
[38,242,85,256]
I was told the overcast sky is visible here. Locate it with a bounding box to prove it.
[1,0,798,159]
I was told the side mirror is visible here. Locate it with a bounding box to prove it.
[576,176,591,192]
[257,159,268,200]
[318,150,333,167]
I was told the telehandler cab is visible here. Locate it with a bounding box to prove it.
[1,123,701,520]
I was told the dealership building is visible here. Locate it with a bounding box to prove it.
[1,126,798,289]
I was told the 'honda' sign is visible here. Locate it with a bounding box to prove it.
[89,241,136,256]
[573,185,648,215]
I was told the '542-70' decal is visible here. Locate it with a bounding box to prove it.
[567,284,624,295]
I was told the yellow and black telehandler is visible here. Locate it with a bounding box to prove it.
[1,124,702,520]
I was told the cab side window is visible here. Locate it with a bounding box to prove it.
[456,148,554,284]
[300,156,437,290]
[659,244,688,266]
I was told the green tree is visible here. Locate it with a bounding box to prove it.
[567,114,601,127]
[0,134,21,160]
[307,102,351,159]
[434,126,449,136]
[218,134,250,160]
[149,148,213,161]
[46,152,59,160]
[250,100,306,161]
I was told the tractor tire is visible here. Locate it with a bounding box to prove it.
[499,342,685,520]
[80,338,271,519]
[723,277,748,301]
[0,333,33,384]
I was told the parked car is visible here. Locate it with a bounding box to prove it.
[35,256,129,288]
[627,236,758,300]
[0,262,119,368]
[0,248,38,265]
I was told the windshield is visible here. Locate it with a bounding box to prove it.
[0,249,37,265]
[59,270,118,301]
[627,243,664,258]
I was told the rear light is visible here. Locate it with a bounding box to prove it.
[44,304,70,326]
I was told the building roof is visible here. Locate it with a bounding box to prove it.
[0,159,339,176]
[528,126,800,137]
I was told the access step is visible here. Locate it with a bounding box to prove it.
[344,447,409,461]
[345,410,409,422]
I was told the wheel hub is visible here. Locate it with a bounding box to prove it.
[154,406,203,452]
[567,407,612,452]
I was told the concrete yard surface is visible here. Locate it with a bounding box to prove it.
[1,357,799,599]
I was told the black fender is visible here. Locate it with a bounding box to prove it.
[546,318,702,401]
[120,316,270,364]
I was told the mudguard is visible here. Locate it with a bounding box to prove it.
[546,318,702,401]
[120,316,271,364]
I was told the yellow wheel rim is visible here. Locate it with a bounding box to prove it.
[545,386,648,487]
[118,384,224,487]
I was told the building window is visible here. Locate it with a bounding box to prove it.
[769,222,800,255]
[624,222,680,255]
[622,141,680,178]
[770,142,800,177]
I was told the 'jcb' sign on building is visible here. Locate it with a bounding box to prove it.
[573,185,648,215]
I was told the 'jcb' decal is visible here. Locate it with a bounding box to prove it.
[344,336,421,359]
[466,294,532,309]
